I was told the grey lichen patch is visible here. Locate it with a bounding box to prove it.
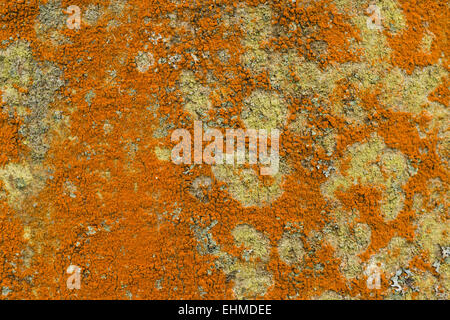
[0,41,64,162]
[108,0,128,17]
[388,268,420,297]
[34,0,71,46]
[278,232,305,265]
[135,51,154,73]
[22,66,64,162]
[83,4,104,26]
[189,176,212,203]
[191,220,220,256]
[106,19,121,31]
[152,116,174,139]
[322,134,412,221]
[37,0,66,32]
[0,41,64,212]
[63,180,78,199]
[217,49,231,64]
[84,89,96,106]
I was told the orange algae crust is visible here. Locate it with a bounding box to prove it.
[0,0,448,300]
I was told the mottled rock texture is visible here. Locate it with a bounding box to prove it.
[0,0,448,300]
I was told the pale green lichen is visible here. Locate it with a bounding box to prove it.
[190,222,274,299]
[278,232,305,265]
[179,70,211,120]
[242,90,288,132]
[322,134,411,221]
[370,236,418,278]
[221,224,273,299]
[212,165,284,208]
[324,211,372,279]
[154,146,171,161]
[0,162,42,210]
[232,224,271,262]
[380,64,448,114]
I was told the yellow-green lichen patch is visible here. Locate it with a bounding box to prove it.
[190,222,274,299]
[376,0,407,33]
[232,224,271,262]
[215,224,273,299]
[419,32,435,53]
[0,42,34,89]
[370,236,418,279]
[154,146,171,162]
[237,4,273,50]
[230,261,273,300]
[242,90,289,132]
[108,0,129,17]
[314,290,348,300]
[212,165,284,208]
[380,64,448,114]
[215,251,273,300]
[414,205,449,264]
[278,232,305,265]
[238,4,273,73]
[324,211,372,279]
[0,162,42,210]
[179,70,211,121]
[292,59,340,98]
[322,134,411,221]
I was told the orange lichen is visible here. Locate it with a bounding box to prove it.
[0,0,448,300]
[0,112,22,167]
